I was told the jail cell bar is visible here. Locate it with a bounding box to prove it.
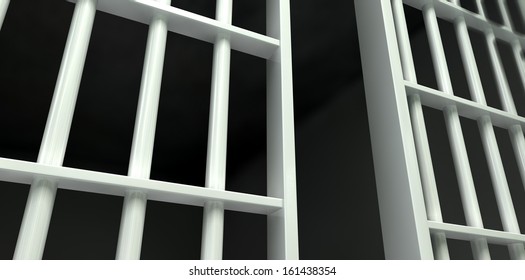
[356,0,434,259]
[424,2,491,260]
[457,0,525,259]
[14,0,97,260]
[116,0,170,260]
[6,0,298,259]
[0,0,8,30]
[358,0,525,259]
[200,0,233,260]
[392,0,450,260]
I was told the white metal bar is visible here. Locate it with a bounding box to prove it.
[455,18,486,105]
[393,0,418,82]
[518,1,525,26]
[356,0,433,259]
[509,125,525,190]
[115,0,170,260]
[511,42,525,95]
[392,0,449,260]
[13,0,97,260]
[404,0,525,47]
[486,33,517,114]
[423,2,491,259]
[496,0,513,30]
[509,29,525,195]
[476,0,486,18]
[510,41,525,193]
[428,221,525,245]
[0,157,282,214]
[471,4,525,259]
[267,0,299,260]
[200,0,232,261]
[405,82,525,130]
[0,0,8,30]
[453,8,525,260]
[69,0,279,59]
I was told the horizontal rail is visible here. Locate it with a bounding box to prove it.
[428,221,525,245]
[68,0,279,59]
[405,81,525,130]
[404,0,525,47]
[0,157,282,215]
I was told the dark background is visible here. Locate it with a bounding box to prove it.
[0,0,524,260]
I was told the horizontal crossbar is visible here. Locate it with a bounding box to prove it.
[428,221,525,245]
[404,0,525,46]
[0,157,282,215]
[68,0,279,59]
[405,81,525,130]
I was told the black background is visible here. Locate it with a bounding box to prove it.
[0,0,525,260]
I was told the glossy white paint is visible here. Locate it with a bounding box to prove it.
[267,0,300,260]
[0,157,282,214]
[404,0,525,46]
[405,83,525,130]
[14,0,97,260]
[68,0,279,59]
[200,0,232,260]
[496,0,513,29]
[423,2,490,259]
[367,0,525,259]
[472,1,525,259]
[115,0,170,259]
[428,221,525,245]
[61,0,295,260]
[0,0,8,30]
[392,0,449,260]
[356,0,433,259]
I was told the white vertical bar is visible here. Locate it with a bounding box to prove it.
[497,0,513,29]
[13,0,97,260]
[486,33,517,114]
[511,42,525,94]
[356,0,433,259]
[517,1,525,25]
[267,0,299,260]
[476,0,486,18]
[510,41,525,191]
[455,7,525,260]
[392,0,417,82]
[423,3,491,259]
[0,0,8,30]
[200,0,232,260]
[509,125,525,191]
[116,0,170,260]
[392,0,449,260]
[455,19,486,105]
[479,118,525,259]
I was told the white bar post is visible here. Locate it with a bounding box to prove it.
[517,1,525,25]
[474,1,525,260]
[497,0,513,29]
[392,0,449,260]
[200,0,233,260]
[476,0,486,18]
[356,0,433,259]
[116,0,170,260]
[455,1,525,259]
[504,1,525,199]
[267,0,299,260]
[423,2,491,259]
[0,0,8,30]
[13,0,97,260]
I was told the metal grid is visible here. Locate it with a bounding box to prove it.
[0,0,298,260]
[356,0,525,259]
